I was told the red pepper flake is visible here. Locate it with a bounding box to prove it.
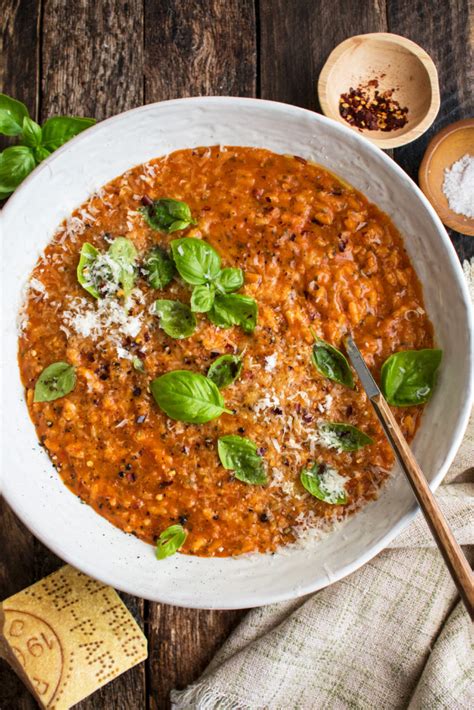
[339,81,408,132]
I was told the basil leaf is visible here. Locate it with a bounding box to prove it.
[34,362,76,402]
[381,349,442,406]
[143,245,175,289]
[154,299,197,339]
[34,145,52,163]
[141,198,196,233]
[155,524,187,560]
[77,242,100,298]
[300,463,347,505]
[191,283,215,313]
[208,293,257,333]
[108,237,138,298]
[311,336,354,388]
[217,435,267,485]
[171,237,221,285]
[132,357,145,373]
[21,116,42,147]
[0,146,36,196]
[77,238,137,299]
[318,421,373,451]
[41,116,96,150]
[214,268,244,293]
[0,94,29,136]
[150,370,231,423]
[207,354,243,389]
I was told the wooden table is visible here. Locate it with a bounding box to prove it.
[1,1,472,708]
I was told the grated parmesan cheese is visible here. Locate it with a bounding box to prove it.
[62,290,146,360]
[264,353,278,372]
[316,466,347,504]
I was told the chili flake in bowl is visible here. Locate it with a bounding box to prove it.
[318,33,440,149]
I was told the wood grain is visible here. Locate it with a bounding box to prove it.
[146,604,245,710]
[41,0,144,120]
[144,0,256,100]
[0,1,43,705]
[387,0,474,259]
[258,0,388,109]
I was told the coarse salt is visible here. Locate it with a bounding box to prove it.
[442,154,474,219]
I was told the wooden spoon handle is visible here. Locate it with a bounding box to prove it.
[372,394,474,619]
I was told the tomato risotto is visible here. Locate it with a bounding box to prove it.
[18,147,438,557]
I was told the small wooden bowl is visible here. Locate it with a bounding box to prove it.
[318,33,440,149]
[419,118,474,236]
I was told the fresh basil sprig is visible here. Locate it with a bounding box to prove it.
[381,349,442,406]
[154,299,196,339]
[34,362,76,402]
[140,198,196,233]
[155,524,187,560]
[311,333,354,388]
[300,463,347,505]
[318,422,373,452]
[208,293,257,334]
[207,353,243,389]
[170,238,257,333]
[217,435,267,484]
[0,93,95,198]
[77,237,137,299]
[143,245,175,289]
[150,370,231,423]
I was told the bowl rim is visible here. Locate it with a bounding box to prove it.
[317,32,441,149]
[2,96,473,608]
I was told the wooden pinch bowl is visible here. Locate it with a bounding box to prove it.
[318,33,440,149]
[419,118,474,236]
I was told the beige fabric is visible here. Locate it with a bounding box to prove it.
[172,260,474,710]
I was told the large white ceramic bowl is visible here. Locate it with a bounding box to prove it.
[2,98,473,609]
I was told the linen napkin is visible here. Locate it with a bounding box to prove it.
[172,259,474,710]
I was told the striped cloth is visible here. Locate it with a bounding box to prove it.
[172,260,474,710]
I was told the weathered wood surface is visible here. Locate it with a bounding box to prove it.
[1,1,472,708]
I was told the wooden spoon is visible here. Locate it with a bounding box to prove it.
[345,335,474,619]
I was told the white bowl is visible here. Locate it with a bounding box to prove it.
[1,97,473,609]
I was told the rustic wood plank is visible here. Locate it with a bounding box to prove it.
[144,2,255,707]
[2,2,146,709]
[0,0,40,120]
[258,0,388,109]
[388,0,473,261]
[146,604,245,710]
[0,1,42,705]
[144,0,256,100]
[41,0,144,120]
